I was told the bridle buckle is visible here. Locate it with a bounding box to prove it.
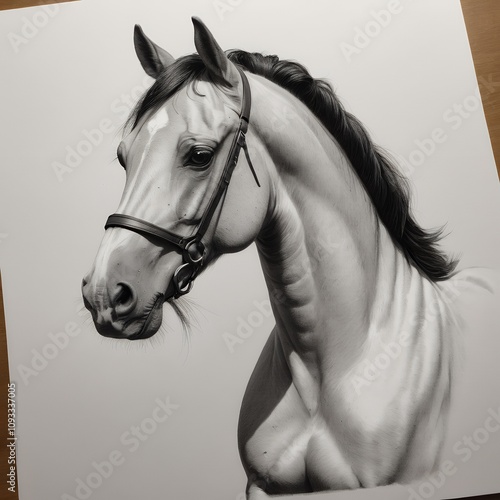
[183,239,205,265]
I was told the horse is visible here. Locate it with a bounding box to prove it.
[82,17,484,498]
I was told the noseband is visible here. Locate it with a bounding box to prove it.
[104,68,260,298]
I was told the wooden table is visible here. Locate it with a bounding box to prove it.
[0,2,498,500]
[462,0,500,178]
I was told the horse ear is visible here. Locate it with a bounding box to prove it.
[134,25,175,79]
[192,17,239,87]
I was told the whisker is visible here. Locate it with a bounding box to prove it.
[166,297,191,336]
[74,297,96,332]
[165,296,215,360]
[176,297,216,343]
[83,317,94,328]
[145,328,167,350]
[74,297,87,312]
[158,321,170,339]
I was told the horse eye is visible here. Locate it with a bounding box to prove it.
[186,147,214,169]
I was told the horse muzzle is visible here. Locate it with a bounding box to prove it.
[82,277,166,340]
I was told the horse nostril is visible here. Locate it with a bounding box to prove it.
[112,282,137,317]
[115,284,132,305]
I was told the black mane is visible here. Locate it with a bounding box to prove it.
[129,51,457,282]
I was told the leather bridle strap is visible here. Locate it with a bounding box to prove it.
[105,214,186,247]
[195,68,254,240]
[104,68,259,298]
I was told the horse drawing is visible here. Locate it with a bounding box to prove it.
[82,18,484,498]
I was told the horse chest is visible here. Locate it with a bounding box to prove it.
[242,406,365,493]
[238,335,363,493]
[238,332,418,493]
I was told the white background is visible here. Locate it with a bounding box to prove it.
[1,1,500,499]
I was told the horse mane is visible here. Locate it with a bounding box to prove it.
[128,51,458,282]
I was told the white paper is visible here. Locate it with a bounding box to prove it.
[1,1,499,499]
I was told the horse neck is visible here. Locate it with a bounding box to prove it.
[249,76,417,373]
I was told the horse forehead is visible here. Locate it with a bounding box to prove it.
[122,82,233,157]
[151,82,232,135]
[177,81,233,133]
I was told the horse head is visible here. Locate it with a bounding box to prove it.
[82,19,270,340]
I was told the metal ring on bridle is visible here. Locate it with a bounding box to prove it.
[184,239,205,265]
[173,263,195,297]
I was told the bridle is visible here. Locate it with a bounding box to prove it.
[104,68,260,299]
